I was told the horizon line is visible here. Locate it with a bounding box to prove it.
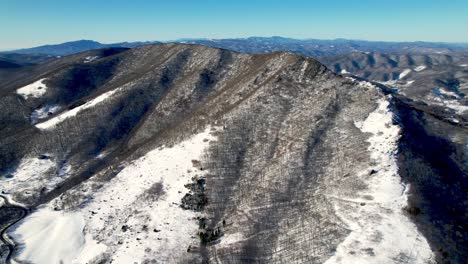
[3,36,468,52]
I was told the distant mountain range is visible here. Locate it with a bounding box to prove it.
[3,39,159,56]
[4,37,468,56]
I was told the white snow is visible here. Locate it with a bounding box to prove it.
[325,98,434,264]
[44,126,219,262]
[36,88,120,129]
[414,65,426,72]
[218,232,245,246]
[340,69,350,74]
[429,92,467,114]
[16,79,48,99]
[30,105,61,124]
[84,56,99,63]
[9,207,105,264]
[449,118,460,124]
[438,88,460,98]
[398,69,412,79]
[443,100,468,114]
[459,64,467,67]
[2,156,55,192]
[1,155,73,204]
[58,162,72,177]
[299,61,309,81]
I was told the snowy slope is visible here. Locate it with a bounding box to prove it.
[399,69,412,79]
[9,126,218,263]
[16,79,48,99]
[325,98,434,264]
[10,208,89,264]
[35,87,121,129]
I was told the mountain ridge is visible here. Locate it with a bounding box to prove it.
[4,37,468,56]
[0,43,465,263]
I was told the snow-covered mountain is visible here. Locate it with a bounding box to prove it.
[0,43,466,263]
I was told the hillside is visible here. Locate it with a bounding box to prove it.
[0,44,466,263]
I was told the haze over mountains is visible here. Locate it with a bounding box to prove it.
[0,38,466,263]
[4,37,468,56]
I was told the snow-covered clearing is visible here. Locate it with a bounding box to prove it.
[8,126,219,263]
[74,126,218,262]
[77,126,218,262]
[414,65,426,72]
[36,88,120,129]
[1,155,72,202]
[30,105,62,124]
[2,156,54,185]
[9,208,104,264]
[84,56,99,63]
[399,69,412,79]
[16,79,48,99]
[325,98,434,264]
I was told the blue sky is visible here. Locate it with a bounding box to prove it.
[1,0,468,50]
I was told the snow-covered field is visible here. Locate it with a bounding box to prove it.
[9,208,91,264]
[36,88,120,129]
[399,69,412,79]
[16,79,48,99]
[9,126,218,263]
[414,65,426,72]
[325,98,434,264]
[1,155,72,204]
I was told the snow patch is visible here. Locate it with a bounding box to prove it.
[438,88,460,98]
[459,64,467,67]
[340,69,350,74]
[16,79,48,99]
[70,126,219,262]
[58,162,72,177]
[30,105,61,124]
[398,69,412,79]
[414,65,426,72]
[429,91,467,114]
[218,232,245,246]
[10,207,105,264]
[442,100,468,114]
[1,155,73,202]
[36,88,120,129]
[299,60,309,81]
[1,156,55,189]
[325,98,434,264]
[84,56,99,63]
